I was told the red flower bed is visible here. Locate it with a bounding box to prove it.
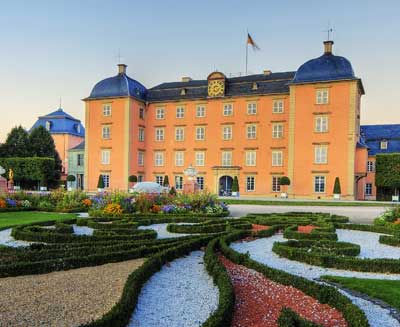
[251,224,270,232]
[220,256,347,327]
[297,225,317,234]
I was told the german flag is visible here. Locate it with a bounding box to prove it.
[247,33,260,51]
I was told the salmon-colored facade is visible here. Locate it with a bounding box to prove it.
[84,41,372,200]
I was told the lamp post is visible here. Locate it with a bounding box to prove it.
[183,164,199,193]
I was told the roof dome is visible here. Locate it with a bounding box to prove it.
[88,64,147,100]
[292,41,356,84]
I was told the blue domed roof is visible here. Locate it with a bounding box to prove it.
[292,42,356,84]
[87,65,147,100]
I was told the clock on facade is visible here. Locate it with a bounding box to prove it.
[208,80,225,97]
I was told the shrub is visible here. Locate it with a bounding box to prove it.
[231,176,239,193]
[169,186,177,196]
[333,177,341,194]
[163,175,170,187]
[128,175,137,183]
[97,175,105,189]
[279,176,291,186]
[67,175,76,182]
[103,203,123,217]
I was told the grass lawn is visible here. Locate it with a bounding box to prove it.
[322,275,400,310]
[0,211,78,229]
[222,198,391,207]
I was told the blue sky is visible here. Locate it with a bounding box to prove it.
[0,0,399,140]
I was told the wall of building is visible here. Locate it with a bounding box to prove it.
[52,134,84,174]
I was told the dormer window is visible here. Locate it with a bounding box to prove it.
[180,88,187,95]
[380,140,388,150]
[45,121,51,131]
[76,125,81,133]
[252,82,258,90]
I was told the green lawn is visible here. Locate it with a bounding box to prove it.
[222,198,391,207]
[0,211,78,229]
[322,275,400,310]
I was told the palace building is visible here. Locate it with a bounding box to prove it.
[82,40,391,200]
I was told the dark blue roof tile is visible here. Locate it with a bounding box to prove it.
[360,124,400,156]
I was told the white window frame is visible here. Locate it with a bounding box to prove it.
[175,175,183,190]
[246,124,257,139]
[272,123,284,139]
[272,176,281,192]
[155,128,165,141]
[314,145,328,164]
[45,121,51,131]
[175,151,184,166]
[176,106,185,118]
[272,100,284,113]
[195,151,205,167]
[77,153,84,166]
[155,175,164,185]
[154,152,164,166]
[102,174,110,188]
[102,126,111,139]
[365,183,373,196]
[138,128,145,142]
[316,89,329,104]
[175,127,185,141]
[245,151,256,166]
[314,176,326,193]
[103,104,112,117]
[315,116,329,133]
[367,161,375,172]
[156,107,165,120]
[137,175,144,183]
[196,176,204,190]
[139,107,145,119]
[246,176,255,192]
[380,140,388,150]
[222,151,232,166]
[222,126,233,140]
[196,105,206,117]
[223,103,233,116]
[272,151,283,166]
[195,126,205,140]
[101,150,110,165]
[138,151,144,166]
[247,102,257,115]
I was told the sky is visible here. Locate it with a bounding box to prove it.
[0,0,399,141]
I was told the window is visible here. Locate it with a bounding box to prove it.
[45,121,51,131]
[367,161,375,172]
[365,183,373,196]
[138,128,145,142]
[176,106,185,118]
[196,176,204,190]
[314,176,325,193]
[102,174,110,188]
[246,124,257,139]
[272,176,281,192]
[195,126,205,140]
[315,116,329,133]
[245,151,256,166]
[246,176,255,191]
[316,89,329,104]
[195,151,205,166]
[222,151,232,166]
[223,103,233,116]
[222,126,232,140]
[380,140,388,150]
[138,151,144,166]
[175,176,183,190]
[175,127,185,141]
[155,128,165,141]
[272,151,283,166]
[273,100,284,113]
[247,102,257,115]
[139,107,145,119]
[102,126,111,139]
[137,175,144,183]
[77,125,81,133]
[272,124,284,138]
[156,108,165,119]
[154,152,164,166]
[175,151,184,166]
[314,145,328,164]
[196,105,206,117]
[103,104,112,116]
[155,175,163,185]
[77,154,84,166]
[101,150,110,165]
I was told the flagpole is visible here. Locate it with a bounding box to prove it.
[245,29,248,75]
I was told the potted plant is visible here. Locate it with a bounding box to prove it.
[169,186,177,196]
[163,175,170,187]
[66,174,76,191]
[231,176,240,197]
[333,177,341,200]
[279,176,290,198]
[97,175,105,192]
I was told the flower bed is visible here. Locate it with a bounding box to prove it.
[167,220,252,234]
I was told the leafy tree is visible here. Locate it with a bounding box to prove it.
[232,176,239,192]
[2,126,31,157]
[333,177,341,194]
[376,154,400,196]
[163,175,170,187]
[97,175,105,189]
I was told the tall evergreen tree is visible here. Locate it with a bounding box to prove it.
[2,126,31,157]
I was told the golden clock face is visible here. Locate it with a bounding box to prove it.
[208,80,225,97]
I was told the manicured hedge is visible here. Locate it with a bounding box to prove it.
[167,220,252,234]
[283,225,338,241]
[335,223,395,234]
[276,239,360,256]
[379,235,400,247]
[278,308,323,327]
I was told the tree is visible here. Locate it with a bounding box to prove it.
[2,126,31,157]
[232,176,239,192]
[128,175,138,183]
[333,177,341,194]
[97,175,105,189]
[376,154,400,196]
[163,175,170,187]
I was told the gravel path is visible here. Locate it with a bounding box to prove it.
[337,229,400,259]
[72,224,94,236]
[138,223,192,239]
[129,251,219,327]
[0,258,145,327]
[0,228,32,247]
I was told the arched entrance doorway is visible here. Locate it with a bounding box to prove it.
[219,175,233,196]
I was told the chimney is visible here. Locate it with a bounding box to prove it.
[181,76,192,82]
[118,64,127,74]
[263,70,272,76]
[323,40,334,55]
